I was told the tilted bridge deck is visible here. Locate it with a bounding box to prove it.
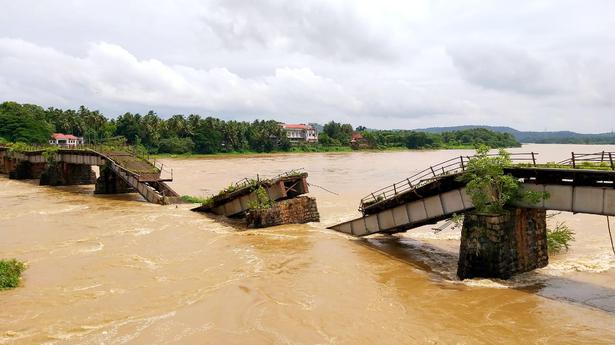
[192,171,310,217]
[329,152,615,236]
[0,145,179,205]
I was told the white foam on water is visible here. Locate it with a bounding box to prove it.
[38,204,90,215]
[72,283,103,291]
[541,252,615,275]
[78,241,104,253]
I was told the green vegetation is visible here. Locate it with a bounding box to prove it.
[247,186,273,210]
[546,221,575,253]
[460,145,547,214]
[180,195,211,204]
[42,145,60,164]
[1,101,520,155]
[350,127,519,150]
[0,259,26,290]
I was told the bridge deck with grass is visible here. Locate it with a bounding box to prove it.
[0,145,179,205]
[329,152,615,236]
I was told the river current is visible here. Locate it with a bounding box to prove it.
[1,144,615,344]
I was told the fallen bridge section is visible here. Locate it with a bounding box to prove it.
[0,145,180,205]
[329,153,615,237]
[192,172,310,217]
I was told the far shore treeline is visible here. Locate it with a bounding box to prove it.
[0,101,520,154]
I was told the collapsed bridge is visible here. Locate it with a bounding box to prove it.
[0,145,180,205]
[329,152,615,236]
[328,151,615,279]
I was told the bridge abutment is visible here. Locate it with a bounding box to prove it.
[40,163,97,186]
[94,165,133,194]
[457,208,548,280]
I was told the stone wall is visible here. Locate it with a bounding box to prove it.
[457,208,548,280]
[246,196,320,228]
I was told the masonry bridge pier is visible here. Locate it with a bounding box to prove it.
[329,152,615,279]
[0,145,180,205]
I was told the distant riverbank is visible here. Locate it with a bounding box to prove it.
[151,144,485,159]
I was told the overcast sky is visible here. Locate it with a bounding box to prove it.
[1,0,614,132]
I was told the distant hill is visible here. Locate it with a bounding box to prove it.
[415,125,615,144]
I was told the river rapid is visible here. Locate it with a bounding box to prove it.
[1,144,615,344]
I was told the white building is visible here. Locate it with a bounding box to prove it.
[281,124,318,143]
[49,133,84,146]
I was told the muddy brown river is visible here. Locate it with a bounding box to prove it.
[1,144,615,344]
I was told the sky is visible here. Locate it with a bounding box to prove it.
[0,0,614,132]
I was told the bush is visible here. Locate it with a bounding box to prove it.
[247,186,273,210]
[0,259,26,290]
[158,137,195,154]
[180,195,211,205]
[459,145,547,214]
[547,222,575,253]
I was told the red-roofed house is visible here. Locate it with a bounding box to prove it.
[281,124,318,144]
[350,132,371,149]
[49,133,84,147]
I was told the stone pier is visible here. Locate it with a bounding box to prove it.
[246,196,320,228]
[40,163,97,186]
[457,208,548,280]
[94,165,133,194]
[8,161,47,179]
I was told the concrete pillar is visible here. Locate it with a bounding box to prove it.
[8,161,47,179]
[40,163,97,186]
[457,208,548,280]
[94,165,133,194]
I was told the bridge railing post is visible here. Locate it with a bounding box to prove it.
[609,152,614,170]
[531,152,536,166]
[460,156,465,170]
[571,152,576,168]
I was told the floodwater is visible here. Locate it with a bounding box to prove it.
[1,144,615,344]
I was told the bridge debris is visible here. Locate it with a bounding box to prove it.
[192,170,320,227]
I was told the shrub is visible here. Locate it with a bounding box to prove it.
[180,195,211,205]
[547,222,575,253]
[459,145,547,214]
[247,186,272,210]
[0,259,26,290]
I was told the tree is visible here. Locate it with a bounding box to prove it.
[459,145,545,214]
[0,102,52,143]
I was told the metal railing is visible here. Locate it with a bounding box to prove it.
[359,152,539,213]
[558,151,615,170]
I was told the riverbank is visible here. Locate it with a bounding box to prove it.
[151,144,485,159]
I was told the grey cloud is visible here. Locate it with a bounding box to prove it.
[447,45,566,95]
[200,0,398,61]
[1,1,615,132]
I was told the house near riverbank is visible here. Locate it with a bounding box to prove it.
[281,124,318,144]
[350,132,371,149]
[49,133,84,147]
